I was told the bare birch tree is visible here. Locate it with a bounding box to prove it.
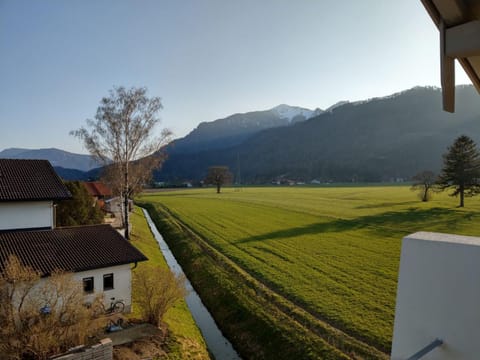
[72,87,172,239]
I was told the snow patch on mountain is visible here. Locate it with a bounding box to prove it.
[270,104,320,122]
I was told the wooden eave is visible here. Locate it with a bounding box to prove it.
[421,0,480,112]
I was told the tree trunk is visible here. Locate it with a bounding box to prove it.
[124,164,130,240]
[216,183,221,194]
[460,189,465,207]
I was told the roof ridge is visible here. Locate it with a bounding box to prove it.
[55,223,112,230]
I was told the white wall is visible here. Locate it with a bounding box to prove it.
[0,201,53,230]
[391,232,480,360]
[74,264,133,312]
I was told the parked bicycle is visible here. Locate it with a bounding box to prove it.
[92,297,125,316]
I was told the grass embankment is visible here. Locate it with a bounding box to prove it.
[139,186,480,358]
[129,206,210,359]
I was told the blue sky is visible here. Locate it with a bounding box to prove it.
[0,0,472,154]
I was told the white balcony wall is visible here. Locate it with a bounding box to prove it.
[391,232,480,360]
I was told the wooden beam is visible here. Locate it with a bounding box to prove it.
[458,58,480,94]
[433,0,467,26]
[440,20,455,112]
[421,0,441,27]
[446,20,480,57]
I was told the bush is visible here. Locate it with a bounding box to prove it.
[56,181,104,227]
[0,256,102,359]
[133,266,187,326]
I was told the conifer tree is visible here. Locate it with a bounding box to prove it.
[56,181,104,226]
[437,135,480,207]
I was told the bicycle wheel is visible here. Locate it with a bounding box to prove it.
[112,301,125,314]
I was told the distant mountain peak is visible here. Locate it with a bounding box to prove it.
[270,104,320,122]
[0,148,102,172]
[170,104,326,154]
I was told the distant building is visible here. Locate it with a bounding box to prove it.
[82,181,113,209]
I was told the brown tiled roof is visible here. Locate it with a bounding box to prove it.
[0,159,72,201]
[0,224,147,275]
[83,182,112,197]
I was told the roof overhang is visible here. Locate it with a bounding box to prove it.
[421,0,480,112]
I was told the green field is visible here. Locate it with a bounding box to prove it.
[139,186,480,357]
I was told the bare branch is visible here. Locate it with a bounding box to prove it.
[71,86,172,239]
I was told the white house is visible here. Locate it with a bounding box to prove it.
[0,159,72,231]
[0,159,147,312]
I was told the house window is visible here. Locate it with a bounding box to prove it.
[83,277,94,293]
[103,273,114,291]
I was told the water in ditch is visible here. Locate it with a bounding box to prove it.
[141,208,241,360]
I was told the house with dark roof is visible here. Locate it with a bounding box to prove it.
[0,159,147,311]
[0,159,71,230]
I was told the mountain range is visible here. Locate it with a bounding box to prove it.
[158,85,480,183]
[170,104,323,154]
[0,148,101,178]
[4,85,480,184]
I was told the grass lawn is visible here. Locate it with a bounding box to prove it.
[138,186,480,355]
[129,206,210,359]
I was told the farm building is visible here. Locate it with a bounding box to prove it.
[83,181,113,209]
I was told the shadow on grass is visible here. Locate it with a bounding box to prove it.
[139,191,205,198]
[237,207,477,244]
[355,201,418,209]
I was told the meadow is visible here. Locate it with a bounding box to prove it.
[139,186,480,358]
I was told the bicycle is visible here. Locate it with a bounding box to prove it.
[92,297,125,316]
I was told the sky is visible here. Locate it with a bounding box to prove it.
[0,0,473,154]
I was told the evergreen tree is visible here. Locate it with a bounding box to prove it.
[56,181,104,226]
[437,135,480,207]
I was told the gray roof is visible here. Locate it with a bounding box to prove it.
[0,224,148,276]
[0,159,72,201]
